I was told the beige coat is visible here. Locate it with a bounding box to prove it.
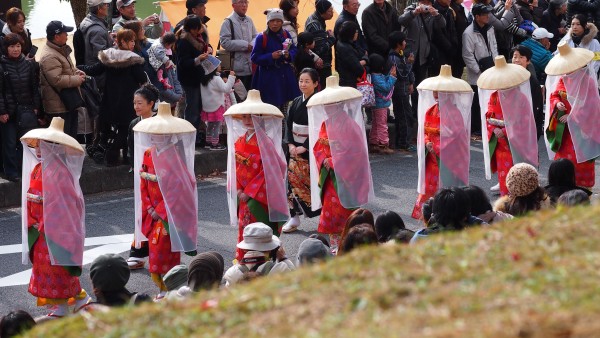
[39,41,84,114]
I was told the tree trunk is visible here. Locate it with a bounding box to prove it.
[69,0,88,27]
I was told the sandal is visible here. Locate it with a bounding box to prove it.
[73,296,92,313]
[127,257,145,270]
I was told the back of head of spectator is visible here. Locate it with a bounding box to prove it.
[297,238,332,265]
[429,187,471,230]
[298,31,315,49]
[374,210,406,243]
[388,31,406,52]
[368,53,386,74]
[90,254,146,306]
[309,233,330,248]
[122,20,145,44]
[116,28,136,51]
[338,20,359,43]
[340,224,378,254]
[531,28,554,49]
[462,185,493,216]
[188,251,225,292]
[558,189,590,206]
[496,163,549,216]
[0,310,36,338]
[392,229,415,244]
[186,0,208,16]
[548,158,576,188]
[421,197,434,224]
[163,264,189,292]
[339,208,374,253]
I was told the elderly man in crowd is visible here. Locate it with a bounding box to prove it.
[112,0,163,39]
[520,27,554,81]
[219,0,258,92]
[79,0,112,83]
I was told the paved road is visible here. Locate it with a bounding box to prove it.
[0,140,596,317]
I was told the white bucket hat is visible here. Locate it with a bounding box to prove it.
[237,222,281,251]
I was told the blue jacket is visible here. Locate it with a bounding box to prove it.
[520,38,553,77]
[371,73,396,108]
[251,29,301,107]
[386,50,414,97]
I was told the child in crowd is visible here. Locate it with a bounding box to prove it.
[386,31,416,152]
[200,56,236,150]
[148,32,183,107]
[294,32,323,78]
[368,53,396,154]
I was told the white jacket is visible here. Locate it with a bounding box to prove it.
[200,74,236,113]
[219,12,258,76]
[462,23,498,86]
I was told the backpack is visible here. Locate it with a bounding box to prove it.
[261,30,289,49]
[236,261,275,276]
[73,29,86,66]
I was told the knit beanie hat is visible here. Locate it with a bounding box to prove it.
[316,0,332,14]
[265,8,285,23]
[163,264,189,291]
[90,254,130,292]
[297,238,332,266]
[188,251,225,292]
[506,163,539,197]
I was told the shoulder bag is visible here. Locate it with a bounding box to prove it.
[216,18,235,71]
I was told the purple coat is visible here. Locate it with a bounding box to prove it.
[251,29,301,108]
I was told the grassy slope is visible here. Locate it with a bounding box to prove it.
[25,205,600,338]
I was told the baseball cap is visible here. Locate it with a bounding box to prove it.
[532,27,554,40]
[187,0,208,10]
[117,0,136,9]
[87,0,111,6]
[46,21,74,38]
[472,3,491,16]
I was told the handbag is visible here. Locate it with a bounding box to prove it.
[475,37,494,73]
[357,71,375,108]
[216,18,235,71]
[41,60,85,112]
[1,67,39,131]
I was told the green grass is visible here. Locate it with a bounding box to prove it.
[25,204,600,337]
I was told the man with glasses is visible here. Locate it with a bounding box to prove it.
[80,0,112,88]
[112,0,163,39]
[219,0,258,91]
[334,0,367,54]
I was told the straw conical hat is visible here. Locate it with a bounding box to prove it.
[306,75,362,107]
[477,56,530,90]
[20,117,84,153]
[223,90,283,118]
[545,41,594,75]
[133,102,196,134]
[417,65,473,92]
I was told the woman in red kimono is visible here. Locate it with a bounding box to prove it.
[314,122,354,252]
[22,118,90,317]
[547,79,595,188]
[412,101,440,219]
[486,91,514,196]
[235,113,286,260]
[140,148,182,299]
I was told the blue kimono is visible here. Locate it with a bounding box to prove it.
[251,29,301,108]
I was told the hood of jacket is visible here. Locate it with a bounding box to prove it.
[98,48,145,68]
[80,13,108,33]
[567,22,598,46]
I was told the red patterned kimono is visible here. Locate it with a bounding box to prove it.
[486,91,514,196]
[314,123,353,235]
[547,79,595,188]
[235,132,278,260]
[140,148,180,277]
[412,104,441,220]
[27,163,82,305]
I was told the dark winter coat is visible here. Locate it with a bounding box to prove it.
[304,12,336,68]
[362,1,401,57]
[250,29,300,107]
[516,0,535,22]
[433,1,459,68]
[566,0,600,26]
[175,31,207,87]
[285,94,314,159]
[98,49,147,126]
[451,1,469,68]
[0,55,41,119]
[541,8,566,51]
[334,9,367,53]
[335,40,366,88]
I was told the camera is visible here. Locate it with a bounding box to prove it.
[423,5,430,11]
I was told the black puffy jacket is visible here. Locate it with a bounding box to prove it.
[567,0,600,25]
[0,55,41,119]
